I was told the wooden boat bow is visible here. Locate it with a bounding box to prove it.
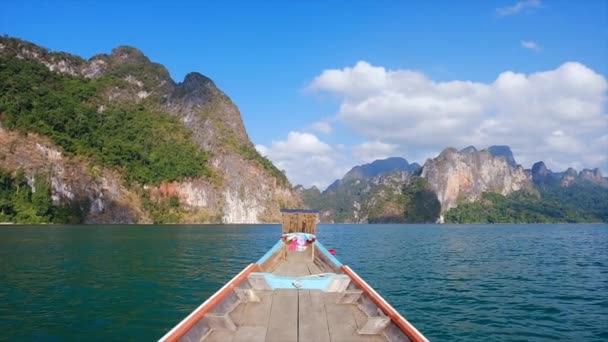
[159,210,428,342]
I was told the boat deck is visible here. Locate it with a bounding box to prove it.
[164,241,421,342]
[193,249,393,342]
[204,289,388,342]
[271,246,323,277]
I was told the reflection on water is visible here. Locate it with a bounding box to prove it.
[0,224,607,341]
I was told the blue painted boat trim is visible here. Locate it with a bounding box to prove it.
[315,241,343,268]
[256,240,284,265]
[250,272,349,290]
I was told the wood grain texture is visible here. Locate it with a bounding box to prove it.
[266,290,298,342]
[298,290,331,342]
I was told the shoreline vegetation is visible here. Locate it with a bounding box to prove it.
[2,164,606,225]
[443,186,608,224]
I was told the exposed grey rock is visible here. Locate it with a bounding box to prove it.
[531,161,554,186]
[341,157,421,183]
[0,36,301,223]
[460,146,478,153]
[0,130,141,223]
[579,168,608,188]
[560,167,578,187]
[488,145,517,167]
[421,147,531,217]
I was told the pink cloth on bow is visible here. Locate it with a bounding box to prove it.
[288,239,298,251]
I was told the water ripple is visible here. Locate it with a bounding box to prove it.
[0,224,607,341]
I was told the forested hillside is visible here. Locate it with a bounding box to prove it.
[0,55,211,185]
[0,36,301,224]
[445,183,608,223]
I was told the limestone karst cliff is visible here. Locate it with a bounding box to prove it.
[420,147,531,221]
[0,36,300,223]
[297,158,432,223]
[298,145,607,223]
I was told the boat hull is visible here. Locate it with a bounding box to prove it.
[159,239,428,342]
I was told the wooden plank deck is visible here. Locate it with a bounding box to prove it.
[272,248,323,277]
[201,247,390,342]
[298,290,330,342]
[267,290,299,341]
[203,289,388,342]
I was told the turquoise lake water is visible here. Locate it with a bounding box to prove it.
[0,224,607,341]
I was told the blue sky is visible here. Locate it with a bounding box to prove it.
[2,0,607,188]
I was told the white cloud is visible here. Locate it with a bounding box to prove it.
[521,40,541,52]
[497,0,541,16]
[311,121,332,134]
[309,61,390,99]
[261,131,332,157]
[544,131,585,154]
[255,131,348,189]
[257,131,412,189]
[309,61,608,176]
[353,140,399,162]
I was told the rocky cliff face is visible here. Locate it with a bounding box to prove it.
[531,161,608,189]
[301,148,533,223]
[560,168,578,187]
[487,145,518,167]
[355,171,419,222]
[0,129,143,223]
[420,147,531,220]
[162,71,301,223]
[300,145,606,223]
[341,157,421,182]
[460,146,478,153]
[298,157,421,223]
[578,168,608,188]
[0,37,300,223]
[531,161,555,186]
[148,70,301,222]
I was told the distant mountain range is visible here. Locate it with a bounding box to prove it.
[1,36,605,225]
[296,146,608,223]
[323,157,421,193]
